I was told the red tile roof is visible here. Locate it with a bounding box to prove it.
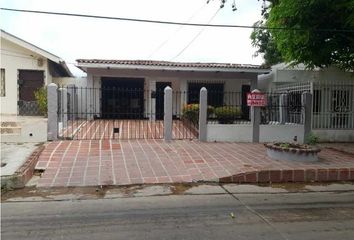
[76,59,268,70]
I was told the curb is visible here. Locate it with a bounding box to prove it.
[2,145,45,189]
[219,168,354,184]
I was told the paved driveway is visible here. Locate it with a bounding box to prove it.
[35,140,354,187]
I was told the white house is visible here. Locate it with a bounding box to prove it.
[75,59,269,121]
[258,63,354,142]
[0,30,73,142]
[0,29,72,116]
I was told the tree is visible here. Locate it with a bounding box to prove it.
[255,0,354,70]
[250,20,283,67]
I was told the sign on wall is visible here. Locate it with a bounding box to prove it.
[247,92,267,107]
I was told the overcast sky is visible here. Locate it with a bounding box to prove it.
[1,0,265,76]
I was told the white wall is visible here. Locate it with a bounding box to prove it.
[314,130,354,142]
[0,38,51,115]
[207,124,253,142]
[207,124,304,143]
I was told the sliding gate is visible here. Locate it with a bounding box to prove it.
[57,85,198,140]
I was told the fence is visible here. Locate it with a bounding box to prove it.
[271,80,354,130]
[206,91,303,125]
[53,85,197,140]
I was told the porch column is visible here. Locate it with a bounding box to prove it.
[198,87,207,142]
[180,80,188,110]
[67,84,77,120]
[302,92,312,144]
[279,94,288,124]
[47,83,58,141]
[59,87,68,128]
[164,86,173,141]
[150,80,156,121]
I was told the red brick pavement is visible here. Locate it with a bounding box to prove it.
[35,140,354,187]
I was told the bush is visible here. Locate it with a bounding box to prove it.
[307,132,320,145]
[34,86,47,116]
[182,104,214,124]
[214,106,242,124]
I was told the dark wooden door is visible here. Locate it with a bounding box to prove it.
[18,70,44,115]
[156,82,171,120]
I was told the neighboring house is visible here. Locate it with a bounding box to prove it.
[0,29,72,116]
[0,30,72,142]
[258,63,354,142]
[75,59,269,120]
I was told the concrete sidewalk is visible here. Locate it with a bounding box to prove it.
[34,140,354,187]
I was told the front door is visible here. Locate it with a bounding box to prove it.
[156,82,171,120]
[18,70,44,116]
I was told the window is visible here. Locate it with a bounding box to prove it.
[188,82,224,107]
[0,68,5,97]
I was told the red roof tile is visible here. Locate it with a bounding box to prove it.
[76,59,268,70]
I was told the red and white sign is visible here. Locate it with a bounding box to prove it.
[247,92,267,107]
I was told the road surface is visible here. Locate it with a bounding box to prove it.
[2,190,354,240]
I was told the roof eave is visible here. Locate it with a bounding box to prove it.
[1,29,62,64]
[76,63,269,74]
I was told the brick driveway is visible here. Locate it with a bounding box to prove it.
[35,140,354,187]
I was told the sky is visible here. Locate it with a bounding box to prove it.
[0,0,265,76]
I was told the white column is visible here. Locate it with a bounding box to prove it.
[164,86,173,141]
[47,83,58,141]
[150,80,156,121]
[59,88,68,128]
[199,87,207,142]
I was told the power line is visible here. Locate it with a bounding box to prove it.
[170,8,221,61]
[148,2,207,59]
[1,7,354,33]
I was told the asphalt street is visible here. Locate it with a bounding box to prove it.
[2,189,354,240]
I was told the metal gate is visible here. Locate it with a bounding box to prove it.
[57,86,198,140]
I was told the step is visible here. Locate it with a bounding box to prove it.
[0,126,22,135]
[1,121,19,127]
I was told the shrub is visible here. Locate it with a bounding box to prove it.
[214,106,242,124]
[182,104,214,124]
[34,86,47,117]
[307,132,320,145]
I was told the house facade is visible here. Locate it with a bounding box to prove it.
[258,63,354,142]
[0,30,72,143]
[0,30,72,116]
[75,59,269,121]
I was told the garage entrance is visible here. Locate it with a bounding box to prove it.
[101,77,144,119]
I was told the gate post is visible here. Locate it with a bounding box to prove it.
[164,86,173,141]
[59,87,68,128]
[302,92,312,144]
[199,87,207,142]
[47,83,58,141]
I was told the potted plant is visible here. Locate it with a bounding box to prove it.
[264,133,321,162]
[214,106,241,124]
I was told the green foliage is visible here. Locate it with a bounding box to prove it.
[307,132,320,145]
[279,143,290,148]
[250,20,283,66]
[182,104,214,125]
[214,106,241,124]
[266,0,354,71]
[34,86,47,116]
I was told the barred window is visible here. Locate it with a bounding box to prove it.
[0,69,5,97]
